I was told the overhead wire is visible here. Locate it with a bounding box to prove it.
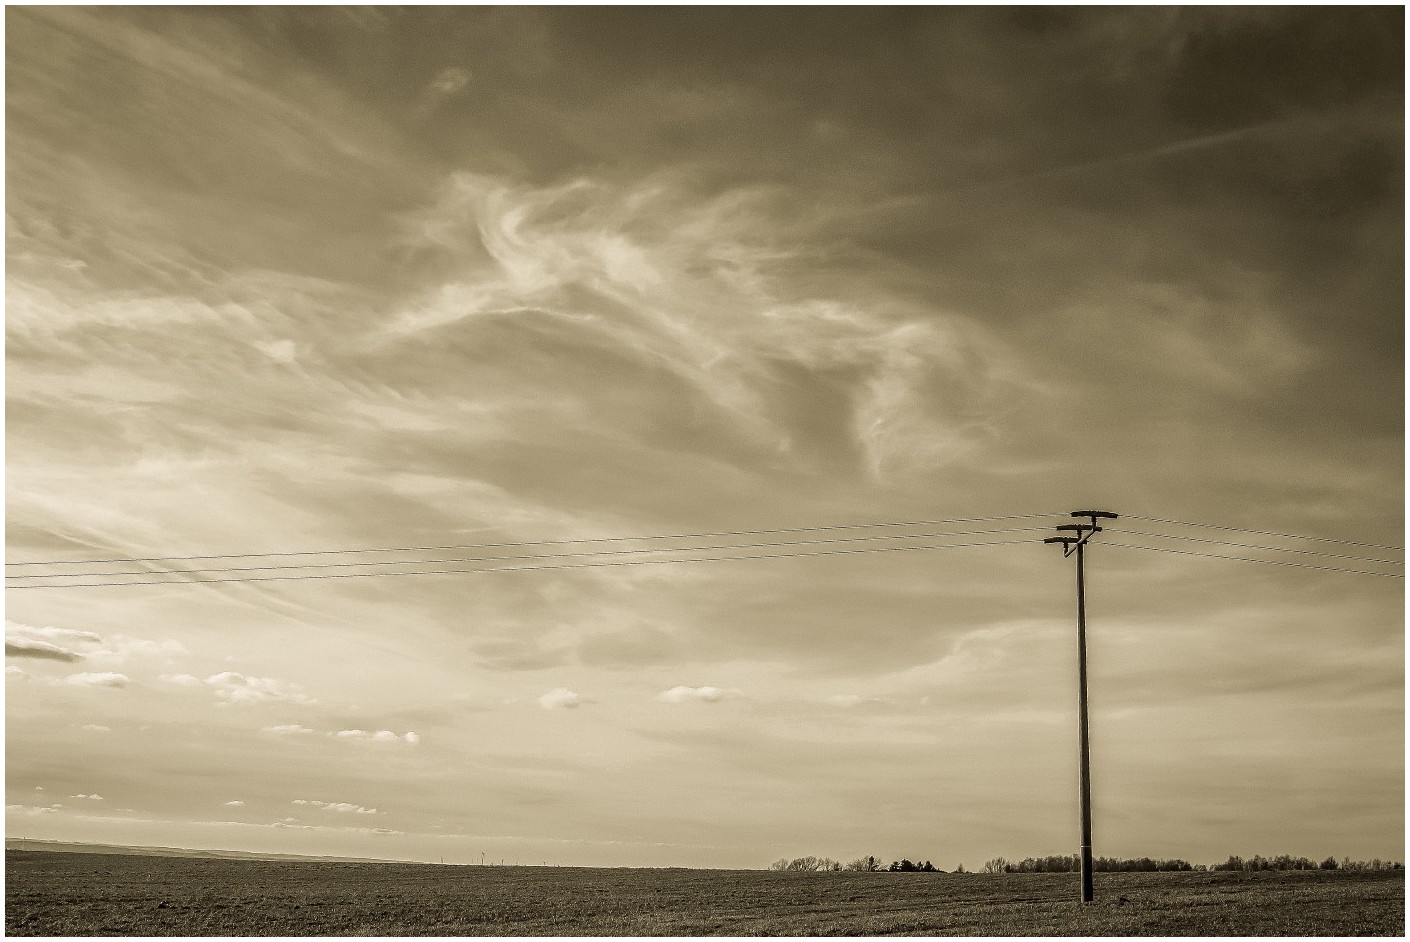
[1105,528,1404,567]
[5,525,1056,580]
[1105,541,1405,579]
[6,537,1048,590]
[4,511,1066,568]
[1120,514,1403,552]
[8,510,1401,589]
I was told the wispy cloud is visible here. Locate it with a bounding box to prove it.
[204,672,317,707]
[823,694,888,708]
[378,171,1040,481]
[415,65,473,118]
[6,622,185,665]
[6,622,100,662]
[6,640,81,662]
[65,672,130,689]
[96,635,188,662]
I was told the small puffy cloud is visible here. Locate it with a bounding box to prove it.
[323,802,378,814]
[333,729,420,745]
[7,665,28,678]
[657,685,734,704]
[223,800,245,807]
[160,673,202,686]
[80,724,112,733]
[292,799,378,814]
[263,724,315,736]
[204,672,316,706]
[538,687,584,710]
[65,672,130,689]
[68,794,104,801]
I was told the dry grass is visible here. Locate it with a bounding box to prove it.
[5,850,1403,936]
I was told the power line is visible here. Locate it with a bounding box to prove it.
[1106,541,1405,579]
[5,526,1055,580]
[6,537,1048,590]
[1120,515,1403,552]
[1106,528,1404,567]
[4,512,1066,568]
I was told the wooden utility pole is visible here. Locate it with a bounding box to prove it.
[1045,509,1117,904]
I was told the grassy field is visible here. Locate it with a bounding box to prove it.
[5,850,1403,936]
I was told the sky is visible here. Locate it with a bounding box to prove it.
[5,6,1403,870]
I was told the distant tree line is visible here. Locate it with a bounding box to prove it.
[769,855,953,873]
[771,852,1402,874]
[981,854,1403,874]
[769,856,843,872]
[1212,855,1402,872]
[982,855,1194,873]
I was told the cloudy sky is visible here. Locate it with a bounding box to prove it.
[6,7,1402,869]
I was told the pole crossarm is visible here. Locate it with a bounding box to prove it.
[1073,510,1119,534]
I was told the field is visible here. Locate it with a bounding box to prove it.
[5,850,1403,936]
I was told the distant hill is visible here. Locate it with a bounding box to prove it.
[5,838,420,865]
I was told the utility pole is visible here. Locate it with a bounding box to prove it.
[1045,509,1118,904]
